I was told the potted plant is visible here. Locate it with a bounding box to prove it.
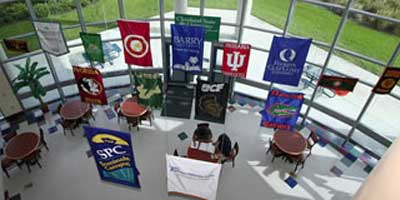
[13,57,50,113]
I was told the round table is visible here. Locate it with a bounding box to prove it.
[60,99,90,120]
[5,132,40,160]
[273,130,307,156]
[121,100,147,118]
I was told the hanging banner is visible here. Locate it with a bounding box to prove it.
[134,73,163,108]
[33,21,69,56]
[175,13,221,42]
[73,66,107,105]
[318,75,358,92]
[263,36,312,86]
[221,42,251,78]
[166,154,221,200]
[117,20,153,66]
[171,24,205,74]
[260,89,304,131]
[372,67,400,94]
[195,80,229,124]
[84,126,140,188]
[80,32,105,63]
[3,39,29,53]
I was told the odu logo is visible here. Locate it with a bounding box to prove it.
[92,134,128,159]
[279,48,296,62]
[201,83,224,92]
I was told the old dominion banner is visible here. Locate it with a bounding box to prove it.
[134,73,163,108]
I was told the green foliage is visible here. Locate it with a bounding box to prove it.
[0,3,29,25]
[33,3,50,18]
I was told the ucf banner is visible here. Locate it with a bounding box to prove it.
[263,36,312,86]
[33,21,69,56]
[372,67,400,94]
[134,73,163,108]
[171,24,205,73]
[222,42,251,78]
[85,127,140,188]
[260,89,304,131]
[195,80,229,124]
[80,32,105,63]
[73,66,107,105]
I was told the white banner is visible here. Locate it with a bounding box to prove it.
[33,21,69,56]
[166,154,222,200]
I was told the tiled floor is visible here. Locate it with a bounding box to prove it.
[2,104,371,200]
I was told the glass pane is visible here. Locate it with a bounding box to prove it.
[351,129,387,157]
[250,0,291,30]
[82,0,119,33]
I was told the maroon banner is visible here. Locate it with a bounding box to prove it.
[221,42,251,78]
[3,39,29,53]
[373,67,400,94]
[73,66,107,105]
[117,20,153,66]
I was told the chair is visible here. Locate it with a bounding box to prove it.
[23,150,42,173]
[114,102,125,124]
[39,128,49,151]
[292,153,307,173]
[127,117,139,131]
[197,123,210,128]
[61,119,76,136]
[1,158,18,178]
[139,109,154,126]
[305,132,320,157]
[2,131,17,143]
[56,103,63,114]
[221,142,239,167]
[267,138,284,163]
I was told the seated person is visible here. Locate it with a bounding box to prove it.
[213,133,232,160]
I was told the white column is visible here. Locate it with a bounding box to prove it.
[174,0,188,14]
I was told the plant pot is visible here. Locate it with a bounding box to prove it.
[40,103,50,113]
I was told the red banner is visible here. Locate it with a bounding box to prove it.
[118,20,153,66]
[372,67,400,94]
[222,42,251,78]
[73,66,107,105]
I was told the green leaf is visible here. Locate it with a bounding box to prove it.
[13,81,28,92]
[30,61,38,73]
[34,71,50,80]
[24,57,31,73]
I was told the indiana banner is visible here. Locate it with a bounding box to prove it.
[260,89,304,131]
[171,24,205,73]
[3,39,29,53]
[263,36,312,86]
[372,67,400,94]
[85,126,140,188]
[33,21,69,56]
[80,32,105,63]
[134,73,163,108]
[73,66,107,105]
[175,13,221,42]
[166,154,221,200]
[195,80,229,124]
[318,75,358,92]
[117,20,153,66]
[222,42,251,78]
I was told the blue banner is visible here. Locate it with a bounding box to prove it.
[260,90,304,131]
[263,36,312,86]
[171,24,205,73]
[84,126,140,188]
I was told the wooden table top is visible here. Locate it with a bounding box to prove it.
[121,100,147,118]
[60,99,90,120]
[187,147,218,163]
[5,132,40,160]
[273,130,307,156]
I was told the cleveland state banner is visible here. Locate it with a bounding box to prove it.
[85,126,140,188]
[118,20,153,66]
[260,89,304,131]
[33,21,69,56]
[134,73,163,108]
[222,42,251,78]
[195,80,229,124]
[73,66,107,105]
[175,13,221,42]
[3,38,29,53]
[80,32,105,63]
[171,24,205,73]
[263,36,312,86]
[318,75,358,92]
[372,67,400,94]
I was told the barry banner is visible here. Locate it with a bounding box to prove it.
[134,73,163,108]
[84,126,140,188]
[372,67,400,94]
[80,32,105,63]
[73,66,108,105]
[221,42,251,78]
[263,36,312,86]
[260,89,304,131]
[318,75,358,92]
[175,13,221,42]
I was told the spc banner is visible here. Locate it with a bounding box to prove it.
[3,39,29,53]
[85,126,140,188]
[73,66,107,105]
[372,67,400,94]
[175,13,221,42]
[80,32,105,63]
[33,21,69,56]
[166,154,221,200]
[171,24,205,74]
[263,36,312,86]
[117,20,153,66]
[134,73,163,108]
[222,42,251,78]
[318,75,358,92]
[195,80,229,124]
[260,89,304,131]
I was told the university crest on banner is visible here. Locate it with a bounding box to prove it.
[117,20,153,66]
[260,89,304,130]
[134,73,163,108]
[372,67,400,94]
[263,36,312,86]
[73,66,107,105]
[222,42,251,78]
[195,80,229,123]
[33,21,69,56]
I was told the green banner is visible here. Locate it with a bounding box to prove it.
[80,32,105,63]
[175,14,221,42]
[134,73,163,108]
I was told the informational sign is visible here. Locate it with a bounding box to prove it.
[134,73,163,108]
[33,21,69,56]
[175,13,221,42]
[171,24,205,74]
[195,80,229,124]
[80,32,105,63]
[73,66,107,105]
[372,67,400,94]
[263,36,312,86]
[117,20,153,66]
[222,42,251,78]
[3,39,29,53]
[85,126,140,188]
[318,75,358,92]
[260,89,304,131]
[166,154,221,200]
